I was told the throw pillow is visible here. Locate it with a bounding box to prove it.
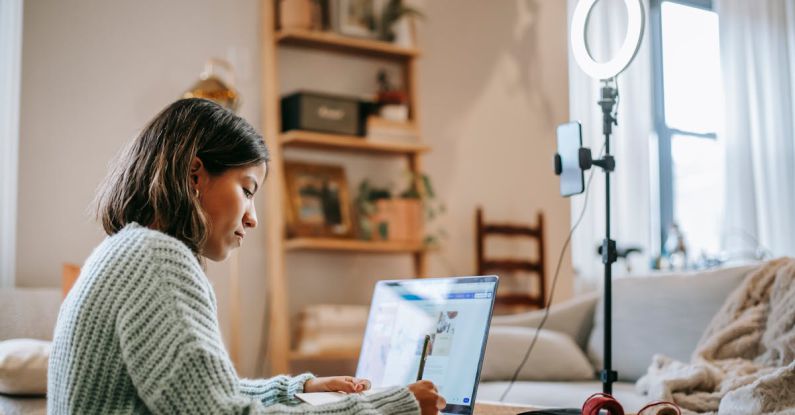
[0,339,50,395]
[480,326,595,381]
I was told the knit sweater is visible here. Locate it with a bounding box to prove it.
[48,223,420,414]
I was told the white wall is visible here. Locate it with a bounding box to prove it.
[18,0,265,375]
[17,0,572,377]
[419,0,573,299]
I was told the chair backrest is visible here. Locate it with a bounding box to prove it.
[476,207,546,310]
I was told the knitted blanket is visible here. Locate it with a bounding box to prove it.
[636,258,795,414]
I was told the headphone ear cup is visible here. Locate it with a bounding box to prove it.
[582,393,625,415]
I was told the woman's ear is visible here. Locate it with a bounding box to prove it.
[189,157,206,188]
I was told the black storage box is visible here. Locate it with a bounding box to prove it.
[281,91,373,136]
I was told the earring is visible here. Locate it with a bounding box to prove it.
[194,188,200,199]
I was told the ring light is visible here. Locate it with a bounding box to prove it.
[571,0,645,80]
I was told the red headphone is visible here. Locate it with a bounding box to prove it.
[582,393,682,415]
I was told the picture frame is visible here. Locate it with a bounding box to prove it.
[331,0,385,39]
[284,161,356,238]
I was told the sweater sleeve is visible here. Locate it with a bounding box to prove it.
[239,374,314,405]
[116,247,420,414]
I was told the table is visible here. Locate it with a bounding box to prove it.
[474,401,539,414]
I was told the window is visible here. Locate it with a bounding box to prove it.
[651,0,725,261]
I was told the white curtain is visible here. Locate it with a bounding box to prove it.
[717,0,795,258]
[0,0,23,287]
[567,0,656,287]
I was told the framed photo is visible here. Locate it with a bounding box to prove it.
[284,161,355,238]
[331,0,385,39]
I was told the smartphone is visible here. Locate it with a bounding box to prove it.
[556,121,585,197]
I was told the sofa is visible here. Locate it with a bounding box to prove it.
[476,263,758,412]
[0,264,757,414]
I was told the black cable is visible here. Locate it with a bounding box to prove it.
[498,145,605,402]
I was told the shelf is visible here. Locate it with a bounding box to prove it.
[281,130,429,155]
[276,29,420,60]
[290,350,359,361]
[285,237,426,253]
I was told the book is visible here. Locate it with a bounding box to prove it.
[295,388,389,406]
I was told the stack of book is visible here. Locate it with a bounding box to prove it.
[365,116,419,144]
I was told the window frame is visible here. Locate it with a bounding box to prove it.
[650,0,718,250]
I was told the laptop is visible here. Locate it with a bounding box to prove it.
[355,276,499,415]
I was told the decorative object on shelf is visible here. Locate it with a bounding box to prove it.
[281,91,369,136]
[371,198,422,243]
[379,0,422,46]
[284,161,355,238]
[375,69,408,121]
[354,172,445,246]
[330,0,385,39]
[296,304,368,356]
[183,58,239,111]
[280,0,318,30]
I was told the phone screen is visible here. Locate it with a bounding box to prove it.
[556,122,585,197]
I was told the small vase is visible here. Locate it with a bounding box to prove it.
[393,17,414,48]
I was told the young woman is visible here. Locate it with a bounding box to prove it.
[48,98,444,414]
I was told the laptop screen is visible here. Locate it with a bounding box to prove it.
[356,276,499,414]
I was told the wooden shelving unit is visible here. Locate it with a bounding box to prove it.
[285,237,425,253]
[260,2,428,374]
[281,130,429,155]
[276,29,420,60]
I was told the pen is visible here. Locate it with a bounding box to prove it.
[416,334,431,381]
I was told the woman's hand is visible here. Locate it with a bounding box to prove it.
[408,380,446,415]
[303,376,371,393]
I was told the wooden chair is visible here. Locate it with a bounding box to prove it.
[476,207,546,311]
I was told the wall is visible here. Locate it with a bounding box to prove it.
[17,0,571,377]
[17,0,265,375]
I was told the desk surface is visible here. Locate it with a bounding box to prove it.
[474,402,638,415]
[474,401,538,414]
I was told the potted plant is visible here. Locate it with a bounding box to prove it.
[354,172,446,246]
[379,0,424,47]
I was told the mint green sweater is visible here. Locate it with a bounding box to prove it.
[48,223,419,414]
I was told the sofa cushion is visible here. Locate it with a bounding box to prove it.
[587,264,756,382]
[491,292,599,351]
[0,288,61,341]
[482,327,595,381]
[0,394,46,415]
[0,339,50,395]
[477,381,650,413]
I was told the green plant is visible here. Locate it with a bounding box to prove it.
[379,0,424,42]
[354,179,392,240]
[397,172,447,247]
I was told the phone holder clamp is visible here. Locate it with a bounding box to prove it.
[579,148,615,172]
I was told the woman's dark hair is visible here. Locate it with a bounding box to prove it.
[95,98,269,255]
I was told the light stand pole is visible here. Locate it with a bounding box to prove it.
[569,0,645,397]
[597,80,619,394]
[578,79,620,393]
